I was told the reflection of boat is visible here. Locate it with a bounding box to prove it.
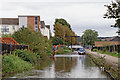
[78,48,85,55]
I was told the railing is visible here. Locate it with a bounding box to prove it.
[0,43,29,54]
[92,45,120,53]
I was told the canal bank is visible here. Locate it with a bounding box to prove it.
[2,54,112,79]
[86,49,120,79]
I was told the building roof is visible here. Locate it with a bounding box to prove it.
[18,15,40,17]
[0,37,19,45]
[45,25,50,29]
[0,18,19,25]
[40,21,45,28]
[110,36,120,41]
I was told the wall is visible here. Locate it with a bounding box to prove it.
[0,24,19,35]
[27,16,35,31]
[95,41,120,47]
[19,16,27,28]
[41,27,50,39]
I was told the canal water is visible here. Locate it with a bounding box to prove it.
[8,55,111,78]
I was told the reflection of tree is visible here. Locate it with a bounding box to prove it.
[34,58,53,70]
[54,57,77,72]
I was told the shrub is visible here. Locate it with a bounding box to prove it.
[56,47,64,54]
[13,49,39,64]
[63,46,72,53]
[93,49,98,52]
[12,28,53,57]
[2,54,32,76]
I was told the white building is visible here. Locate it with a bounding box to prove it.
[0,17,51,39]
[0,18,19,37]
[40,21,50,39]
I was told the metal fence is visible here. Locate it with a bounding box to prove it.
[93,45,120,53]
[0,43,29,54]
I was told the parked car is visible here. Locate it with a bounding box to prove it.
[78,47,85,55]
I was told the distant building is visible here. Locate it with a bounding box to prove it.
[95,36,120,47]
[18,15,40,32]
[97,36,120,41]
[0,18,19,36]
[0,15,51,39]
[40,21,50,39]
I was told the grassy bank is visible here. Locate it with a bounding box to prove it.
[0,55,2,79]
[56,46,72,54]
[86,53,120,79]
[2,54,32,77]
[93,49,120,58]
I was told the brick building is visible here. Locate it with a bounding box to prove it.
[18,15,40,32]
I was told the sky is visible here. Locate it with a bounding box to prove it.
[0,0,119,37]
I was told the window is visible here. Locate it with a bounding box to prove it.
[13,26,15,30]
[1,26,9,33]
[35,17,37,20]
[35,25,38,32]
[35,17,37,24]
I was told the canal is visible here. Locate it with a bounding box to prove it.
[6,55,111,79]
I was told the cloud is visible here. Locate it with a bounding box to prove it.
[0,0,118,37]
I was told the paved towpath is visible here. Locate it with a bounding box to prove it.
[86,49,119,67]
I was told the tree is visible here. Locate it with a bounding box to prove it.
[53,18,78,44]
[52,37,64,45]
[81,29,98,46]
[104,1,120,34]
[12,28,53,57]
[55,18,71,29]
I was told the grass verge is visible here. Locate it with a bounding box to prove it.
[2,54,32,76]
[93,49,120,58]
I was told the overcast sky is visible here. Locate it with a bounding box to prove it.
[0,0,118,37]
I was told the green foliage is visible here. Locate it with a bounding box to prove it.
[0,55,2,77]
[63,47,72,53]
[56,47,64,54]
[54,18,78,44]
[93,49,98,52]
[98,38,102,41]
[13,49,39,64]
[2,54,32,75]
[56,46,71,54]
[81,29,98,46]
[52,37,64,45]
[55,18,71,29]
[2,34,12,37]
[93,49,120,58]
[12,28,53,57]
[104,1,120,33]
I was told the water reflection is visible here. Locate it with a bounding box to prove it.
[7,55,111,78]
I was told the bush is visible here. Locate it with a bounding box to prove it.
[93,49,98,52]
[2,54,32,76]
[12,28,53,57]
[63,46,72,53]
[56,47,64,54]
[13,49,39,64]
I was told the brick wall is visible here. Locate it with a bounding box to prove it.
[27,16,40,32]
[27,16,35,31]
